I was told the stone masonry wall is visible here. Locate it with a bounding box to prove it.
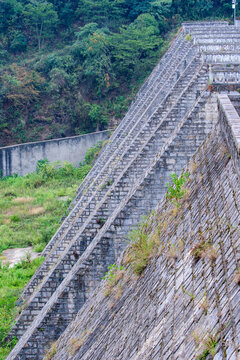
[50,118,240,360]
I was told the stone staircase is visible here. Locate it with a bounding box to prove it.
[6,21,240,360]
[21,31,197,294]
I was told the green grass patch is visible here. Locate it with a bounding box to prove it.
[0,161,91,253]
[0,143,103,358]
[0,257,44,358]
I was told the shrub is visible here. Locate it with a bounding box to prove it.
[83,141,103,165]
[127,213,155,275]
[185,34,192,41]
[10,33,27,53]
[10,215,20,222]
[166,172,190,206]
[191,234,217,262]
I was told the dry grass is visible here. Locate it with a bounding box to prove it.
[234,269,240,285]
[27,207,45,215]
[68,330,92,356]
[199,293,208,315]
[189,161,199,173]
[44,342,57,360]
[13,197,34,203]
[2,219,11,224]
[68,337,85,356]
[191,234,217,262]
[166,244,178,260]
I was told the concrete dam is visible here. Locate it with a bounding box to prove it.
[6,22,240,360]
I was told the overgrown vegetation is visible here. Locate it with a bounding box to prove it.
[0,256,44,359]
[122,172,191,276]
[0,143,101,358]
[103,264,125,297]
[126,212,156,275]
[0,161,91,254]
[193,330,219,359]
[166,171,190,206]
[191,233,218,262]
[0,0,233,146]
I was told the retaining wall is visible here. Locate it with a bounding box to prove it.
[0,130,110,177]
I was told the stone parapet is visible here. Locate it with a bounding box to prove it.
[218,93,240,176]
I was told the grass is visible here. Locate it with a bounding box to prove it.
[126,212,156,275]
[0,257,44,359]
[191,233,218,262]
[0,142,103,359]
[44,341,57,360]
[193,330,219,359]
[0,162,92,254]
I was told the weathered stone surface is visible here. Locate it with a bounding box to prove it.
[51,120,240,360]
[0,130,110,177]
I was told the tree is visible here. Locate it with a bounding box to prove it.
[23,0,58,50]
[171,0,213,19]
[149,0,171,33]
[72,24,113,93]
[124,0,152,20]
[0,64,45,108]
[110,13,163,78]
[89,103,108,131]
[0,0,23,33]
[47,0,79,26]
[76,0,126,28]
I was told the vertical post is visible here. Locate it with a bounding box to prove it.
[233,0,236,26]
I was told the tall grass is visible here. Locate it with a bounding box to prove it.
[0,143,103,359]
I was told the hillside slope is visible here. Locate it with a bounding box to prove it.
[0,0,232,146]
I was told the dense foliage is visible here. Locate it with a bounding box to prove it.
[0,0,232,146]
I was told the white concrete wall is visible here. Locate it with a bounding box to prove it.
[0,130,110,177]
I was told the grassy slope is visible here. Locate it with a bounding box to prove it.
[0,163,91,253]
[0,144,102,359]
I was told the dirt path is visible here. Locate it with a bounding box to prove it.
[0,247,39,267]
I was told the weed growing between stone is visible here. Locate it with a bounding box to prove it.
[166,172,190,207]
[191,233,218,262]
[122,173,190,276]
[124,173,190,276]
[126,212,156,275]
[185,34,192,41]
[193,330,219,360]
[67,330,92,356]
[43,341,57,360]
[103,264,125,297]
